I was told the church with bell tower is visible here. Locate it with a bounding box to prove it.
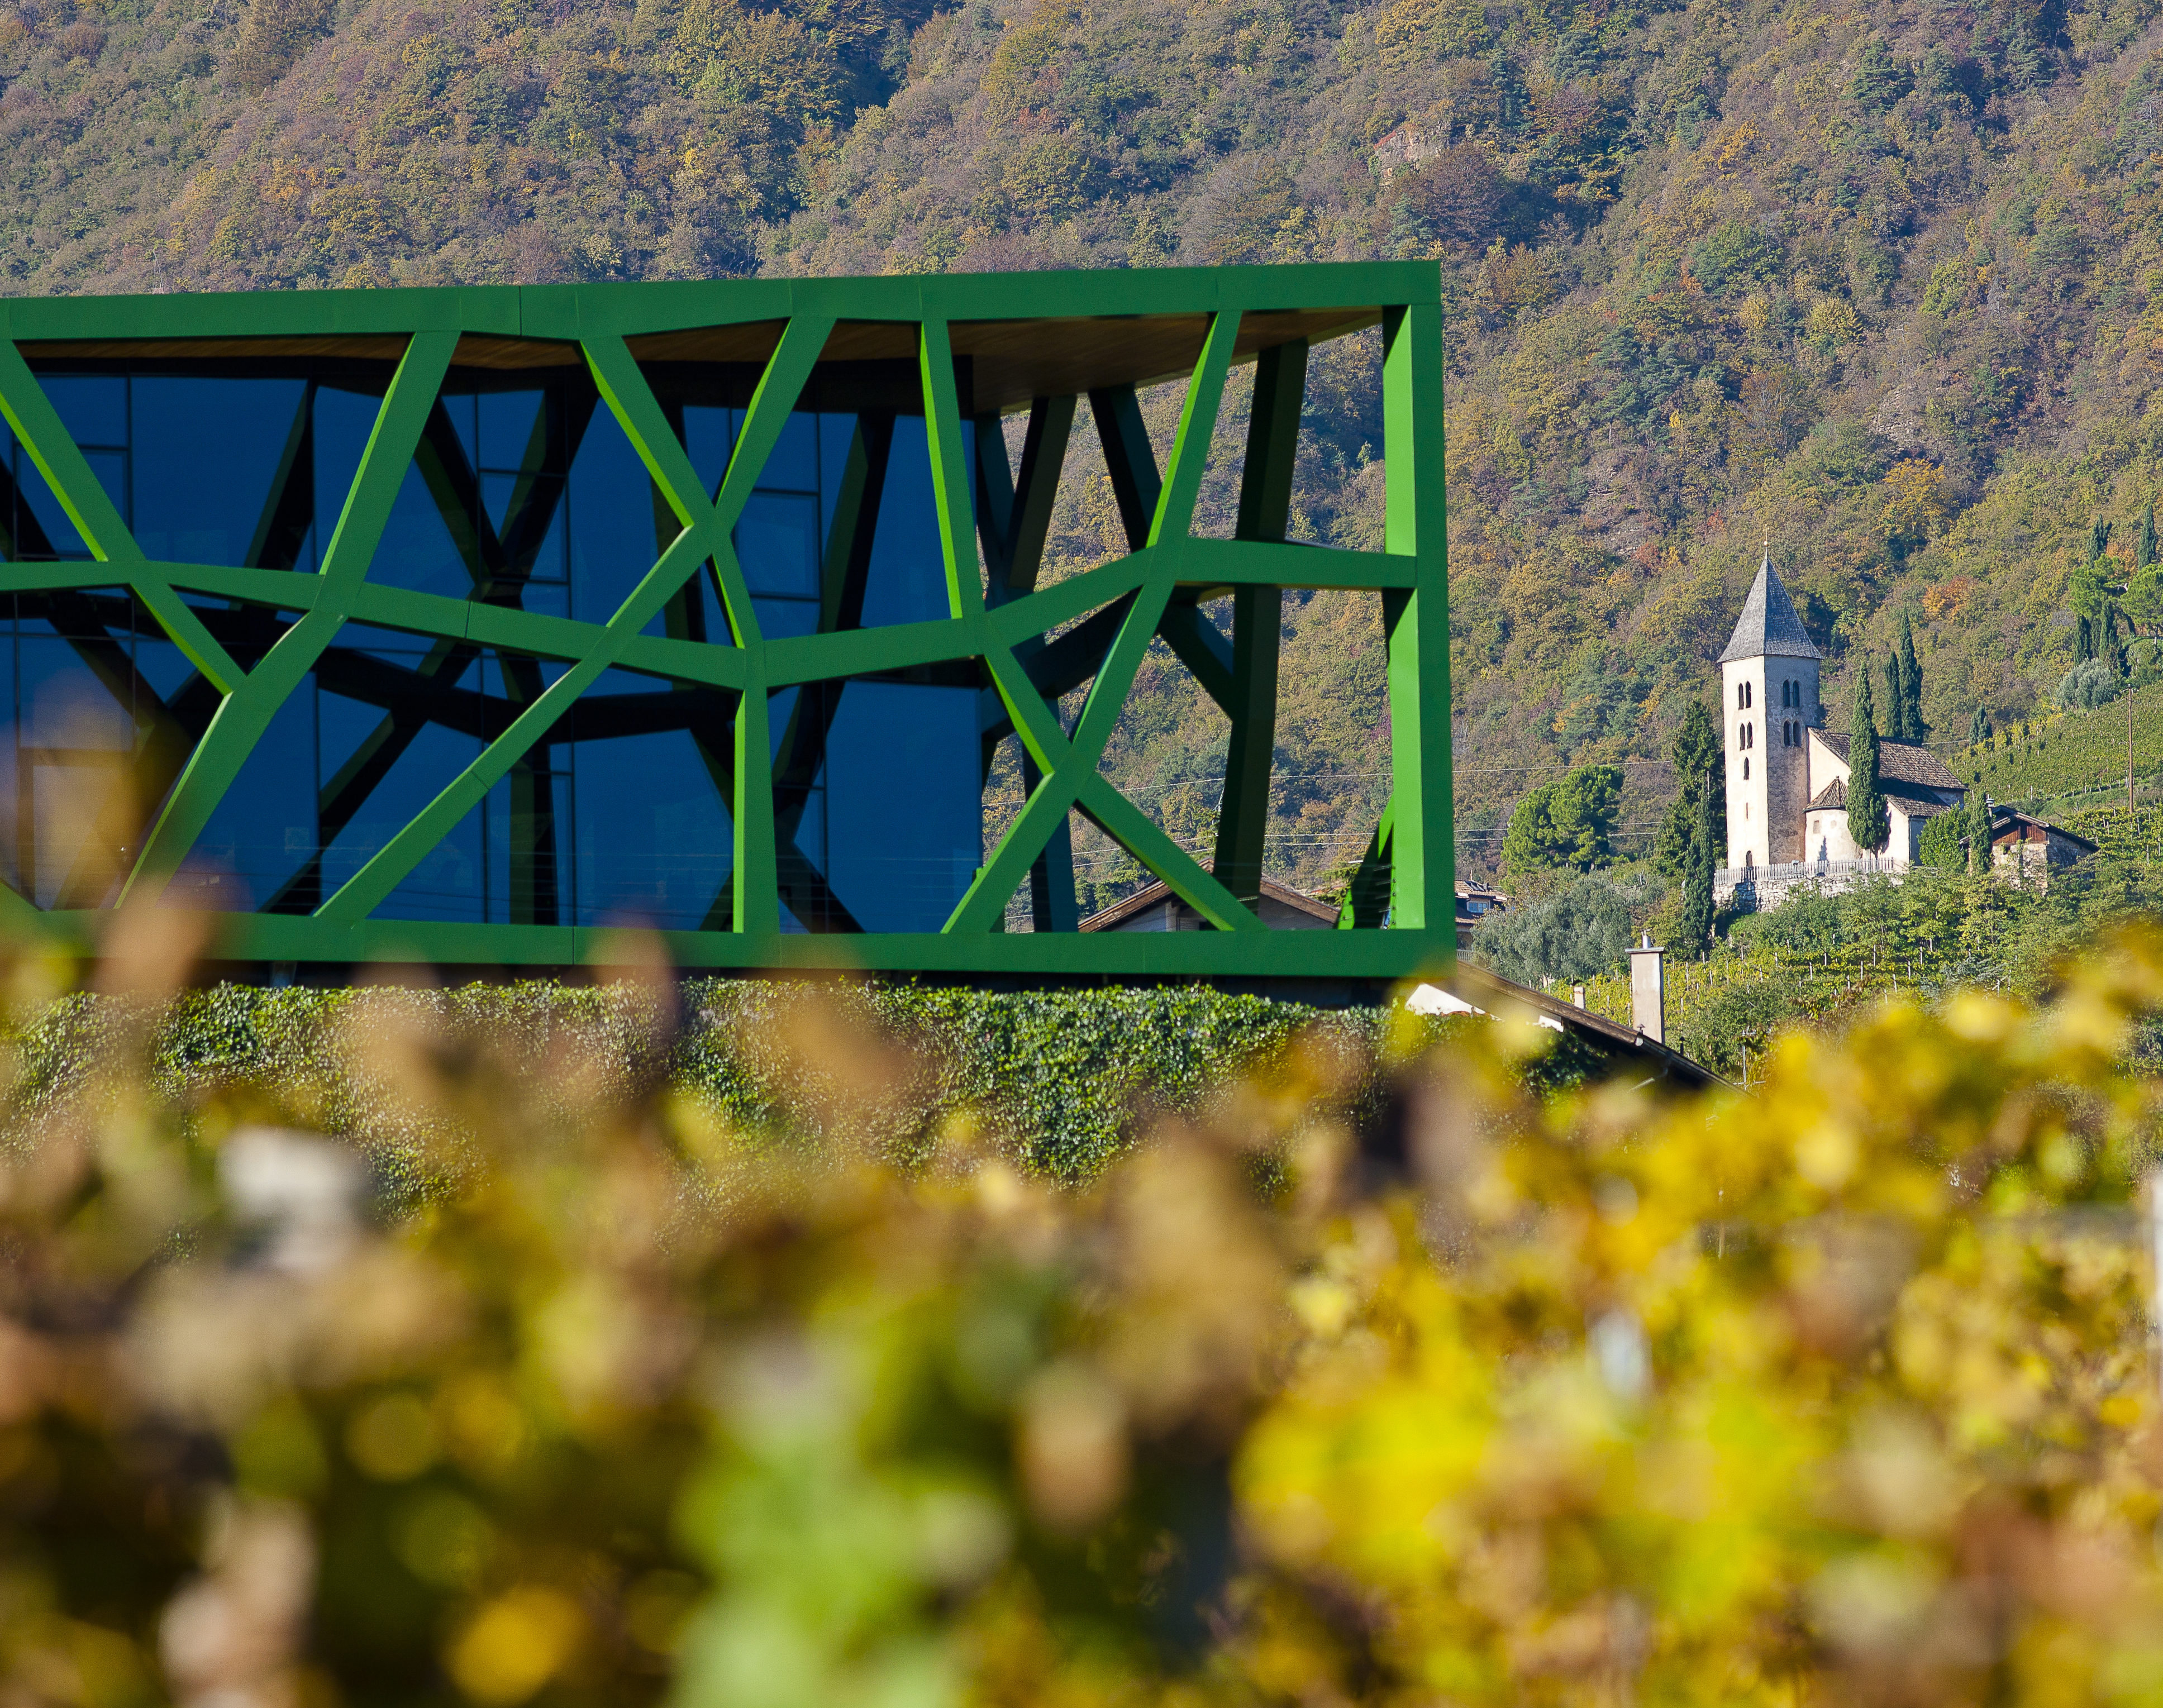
[1719,555,1823,870]
[1713,555,1966,898]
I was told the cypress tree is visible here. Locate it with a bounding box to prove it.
[2091,516,2113,562]
[2141,505,2158,570]
[1653,699,1724,878]
[1969,705,1990,746]
[1678,777,1715,957]
[1883,654,1903,737]
[1847,669,1891,855]
[1896,608,1926,741]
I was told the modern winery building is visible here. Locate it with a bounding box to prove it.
[0,263,1450,980]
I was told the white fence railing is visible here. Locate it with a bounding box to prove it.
[1714,857,1909,887]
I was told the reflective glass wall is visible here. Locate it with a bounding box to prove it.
[0,355,984,933]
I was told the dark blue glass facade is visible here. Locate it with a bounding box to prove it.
[0,359,985,935]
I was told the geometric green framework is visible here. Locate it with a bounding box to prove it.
[0,263,1450,978]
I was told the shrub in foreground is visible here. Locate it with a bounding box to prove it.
[2,937,2163,1705]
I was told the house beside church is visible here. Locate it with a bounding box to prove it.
[1714,556,1967,908]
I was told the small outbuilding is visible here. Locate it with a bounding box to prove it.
[1987,807,2097,890]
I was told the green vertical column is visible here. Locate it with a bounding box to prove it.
[1381,301,1452,940]
[733,671,779,938]
[1213,339,1306,906]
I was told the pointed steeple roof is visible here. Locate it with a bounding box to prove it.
[1718,554,1822,664]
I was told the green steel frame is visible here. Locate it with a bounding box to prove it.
[0,264,1451,977]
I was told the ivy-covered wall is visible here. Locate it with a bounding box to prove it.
[3,980,1611,1186]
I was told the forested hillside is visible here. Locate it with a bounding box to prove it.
[8,0,2163,893]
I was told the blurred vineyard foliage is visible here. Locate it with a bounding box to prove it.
[5,923,2163,1705]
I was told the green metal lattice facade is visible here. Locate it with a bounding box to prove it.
[0,264,1450,977]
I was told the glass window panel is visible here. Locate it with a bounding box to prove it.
[478,391,551,474]
[132,629,202,708]
[569,406,666,622]
[682,405,734,497]
[369,460,475,602]
[444,394,479,475]
[754,596,820,641]
[736,492,820,599]
[819,412,855,544]
[312,387,384,571]
[132,378,307,567]
[514,578,570,620]
[169,684,316,912]
[84,451,127,523]
[858,417,963,628]
[40,375,126,447]
[571,718,732,929]
[485,765,571,927]
[776,804,827,934]
[481,651,569,704]
[19,632,134,751]
[0,626,18,891]
[768,686,801,761]
[479,474,520,551]
[28,758,131,908]
[763,412,818,493]
[320,700,484,924]
[482,474,571,590]
[15,451,120,559]
[0,420,14,562]
[822,683,980,932]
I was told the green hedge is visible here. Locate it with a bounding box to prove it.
[0,979,1623,1187]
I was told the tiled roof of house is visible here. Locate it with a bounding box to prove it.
[1811,730,1966,792]
[1809,777,1956,818]
[1988,807,2099,853]
[1078,877,1337,932]
[1718,556,1823,663]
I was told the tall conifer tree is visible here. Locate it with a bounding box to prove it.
[1678,780,1715,957]
[1895,608,1926,741]
[1848,670,1890,855]
[1654,699,1724,878]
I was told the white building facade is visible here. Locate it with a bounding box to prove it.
[1714,557,1965,905]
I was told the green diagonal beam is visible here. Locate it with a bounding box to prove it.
[315,320,827,927]
[945,309,1262,934]
[121,329,462,904]
[920,318,984,623]
[313,524,707,923]
[0,340,243,692]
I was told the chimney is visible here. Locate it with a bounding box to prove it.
[1627,936,1666,1044]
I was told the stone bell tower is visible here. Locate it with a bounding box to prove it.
[1717,554,1822,869]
